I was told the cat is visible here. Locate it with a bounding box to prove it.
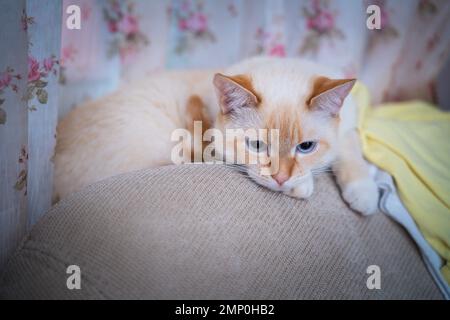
[54,57,379,215]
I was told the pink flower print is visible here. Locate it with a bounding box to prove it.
[307,10,335,33]
[81,5,92,21]
[118,14,139,36]
[61,45,77,66]
[299,0,344,55]
[26,56,58,106]
[269,44,286,57]
[43,57,54,73]
[380,7,389,29]
[103,1,149,60]
[186,13,208,33]
[0,72,12,90]
[173,2,215,53]
[108,21,118,33]
[178,19,189,31]
[28,56,41,82]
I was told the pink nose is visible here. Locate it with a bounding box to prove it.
[272,173,289,186]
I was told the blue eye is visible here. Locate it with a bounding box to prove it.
[246,138,267,153]
[296,141,317,154]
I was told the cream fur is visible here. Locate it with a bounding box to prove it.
[54,70,213,199]
[54,57,379,215]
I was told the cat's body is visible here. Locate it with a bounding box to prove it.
[54,57,378,215]
[54,70,211,199]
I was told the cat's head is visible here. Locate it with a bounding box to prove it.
[212,59,355,193]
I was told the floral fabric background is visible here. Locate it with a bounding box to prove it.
[0,0,61,269]
[59,0,450,118]
[1,0,449,270]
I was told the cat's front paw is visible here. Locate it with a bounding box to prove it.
[342,178,379,216]
[284,178,314,199]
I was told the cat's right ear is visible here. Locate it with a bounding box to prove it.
[213,73,259,114]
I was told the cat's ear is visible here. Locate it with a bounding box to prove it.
[308,77,356,117]
[213,73,259,114]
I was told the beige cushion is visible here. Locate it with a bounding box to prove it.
[0,165,442,299]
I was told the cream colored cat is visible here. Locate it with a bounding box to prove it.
[54,57,379,215]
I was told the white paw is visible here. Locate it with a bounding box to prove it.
[342,178,379,216]
[284,179,314,199]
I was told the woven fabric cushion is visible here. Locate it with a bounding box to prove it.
[0,165,442,299]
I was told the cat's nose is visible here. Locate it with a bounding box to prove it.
[272,173,289,186]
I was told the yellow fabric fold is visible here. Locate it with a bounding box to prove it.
[352,83,450,284]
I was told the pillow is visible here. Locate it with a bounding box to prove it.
[0,165,442,299]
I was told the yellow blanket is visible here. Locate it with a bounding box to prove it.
[353,83,450,284]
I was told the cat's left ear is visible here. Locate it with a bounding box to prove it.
[308,77,356,117]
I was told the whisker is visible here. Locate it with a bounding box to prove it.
[312,169,334,173]
[224,163,248,174]
[312,171,337,177]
